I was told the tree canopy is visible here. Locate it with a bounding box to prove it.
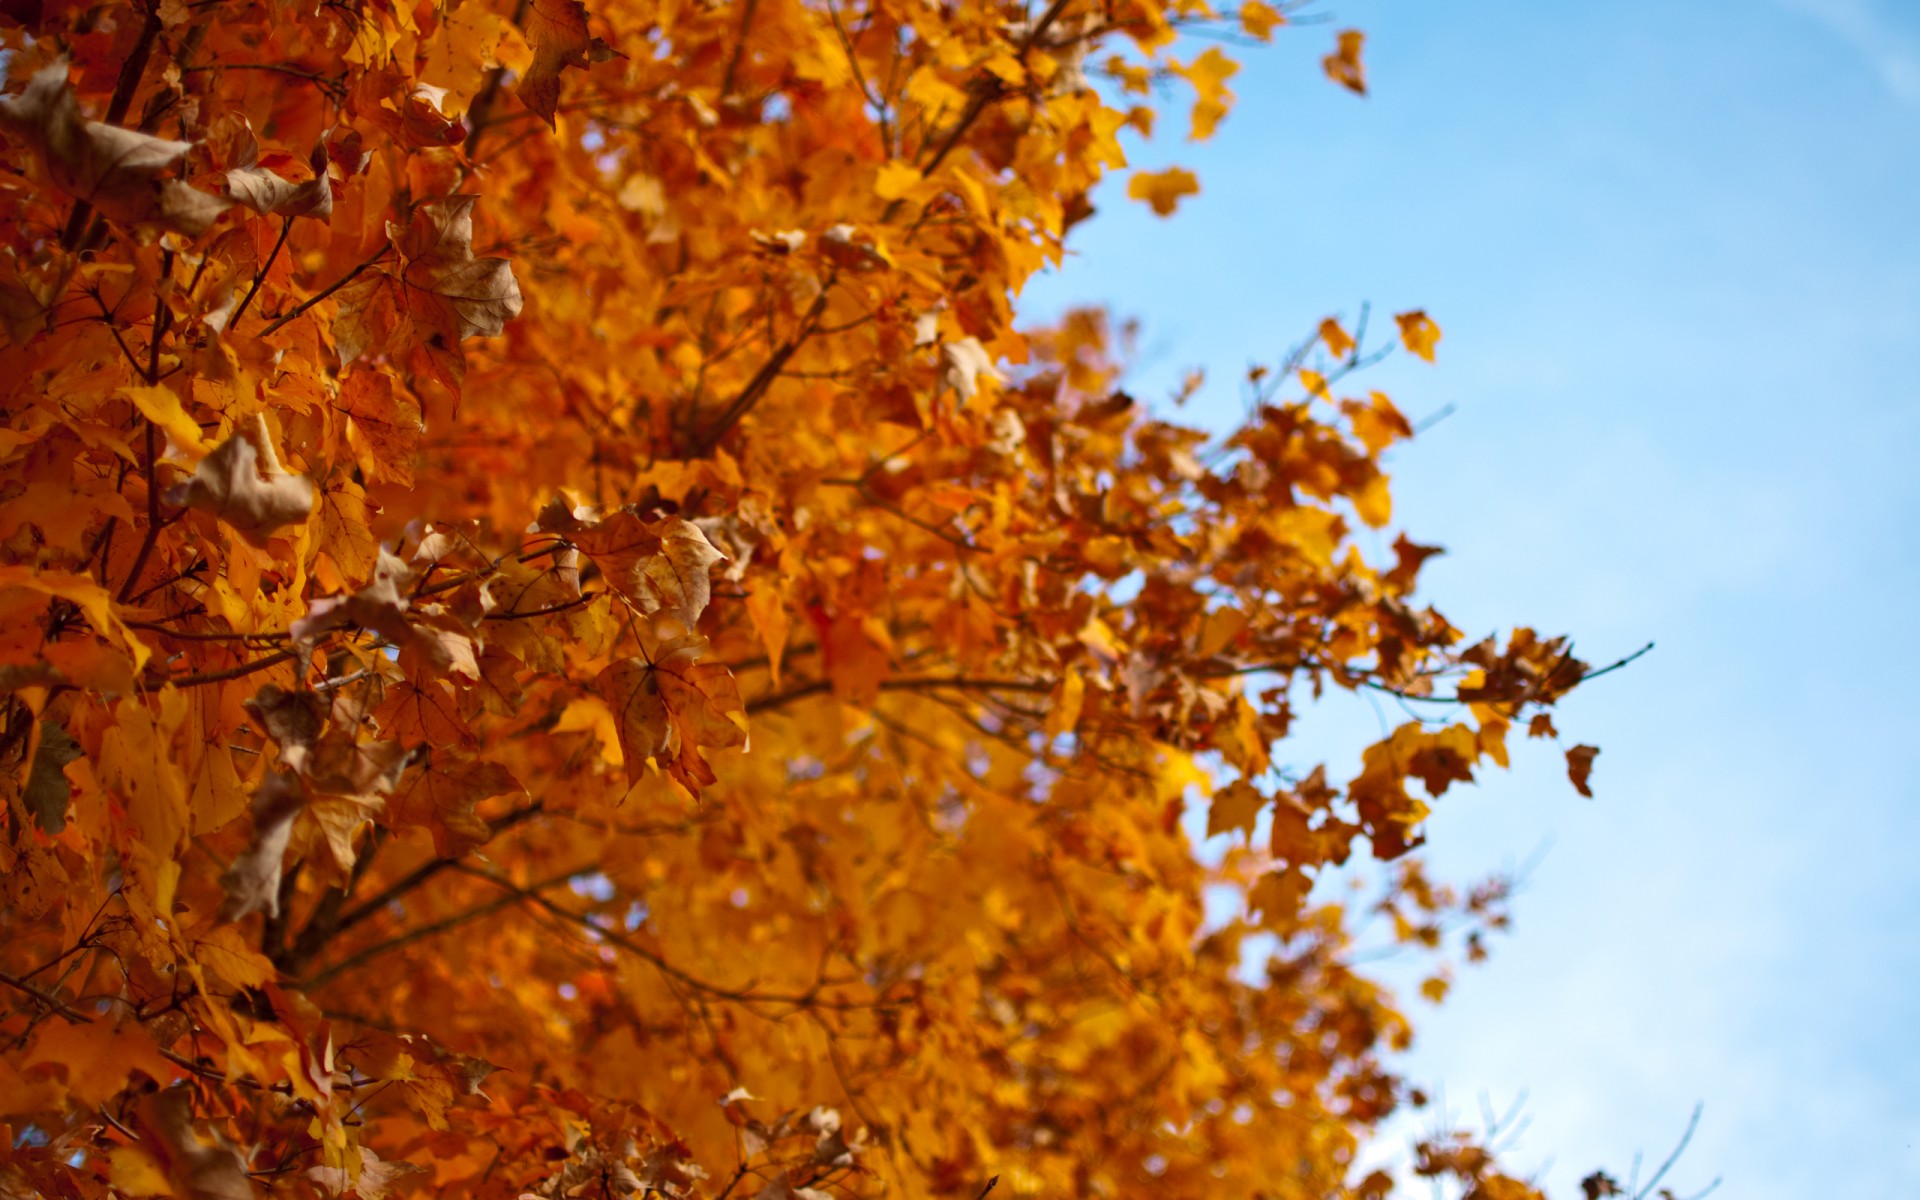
[0,2,1624,1198]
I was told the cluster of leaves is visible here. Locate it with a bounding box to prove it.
[0,1,1622,1198]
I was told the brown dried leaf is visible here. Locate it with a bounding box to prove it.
[291,548,414,649]
[24,715,81,834]
[164,416,315,547]
[0,61,231,235]
[219,769,303,922]
[560,509,724,627]
[224,130,332,219]
[133,1090,254,1200]
[305,1146,426,1200]
[1566,744,1599,798]
[244,684,328,772]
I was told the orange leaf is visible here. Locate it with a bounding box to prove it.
[1395,309,1443,362]
[594,636,747,795]
[1566,744,1600,797]
[1318,317,1355,359]
[520,0,619,127]
[1322,29,1368,96]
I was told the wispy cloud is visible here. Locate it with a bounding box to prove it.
[1777,0,1920,103]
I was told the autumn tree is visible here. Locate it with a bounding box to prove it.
[0,2,1627,1199]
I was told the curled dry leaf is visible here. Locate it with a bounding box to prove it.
[292,549,480,676]
[306,1146,426,1200]
[0,61,230,235]
[753,1176,833,1200]
[220,769,304,921]
[291,548,413,648]
[23,716,81,834]
[133,1090,255,1200]
[942,337,1001,402]
[225,130,333,220]
[244,684,328,772]
[552,508,724,628]
[164,415,315,547]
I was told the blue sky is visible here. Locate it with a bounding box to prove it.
[1026,0,1920,1195]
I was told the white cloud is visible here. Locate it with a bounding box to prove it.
[1777,0,1920,103]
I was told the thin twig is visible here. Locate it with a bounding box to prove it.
[0,971,91,1023]
[142,648,297,692]
[259,243,392,338]
[231,215,294,328]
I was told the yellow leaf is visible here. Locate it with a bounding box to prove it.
[109,1146,176,1197]
[1174,47,1239,140]
[1355,472,1392,527]
[120,385,209,456]
[1195,606,1247,658]
[744,586,790,686]
[1239,0,1284,40]
[874,160,922,201]
[1127,166,1199,217]
[1043,665,1086,740]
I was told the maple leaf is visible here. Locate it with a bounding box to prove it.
[1127,166,1200,216]
[1395,309,1443,361]
[333,196,523,387]
[1566,744,1600,797]
[0,61,231,234]
[1323,29,1369,96]
[1206,779,1264,840]
[1320,317,1355,358]
[388,751,524,856]
[593,635,747,795]
[306,733,414,802]
[1240,0,1285,40]
[521,0,620,127]
[1175,48,1239,141]
[164,415,316,547]
[546,506,725,627]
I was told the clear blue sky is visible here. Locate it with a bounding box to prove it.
[1026,1,1920,1195]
